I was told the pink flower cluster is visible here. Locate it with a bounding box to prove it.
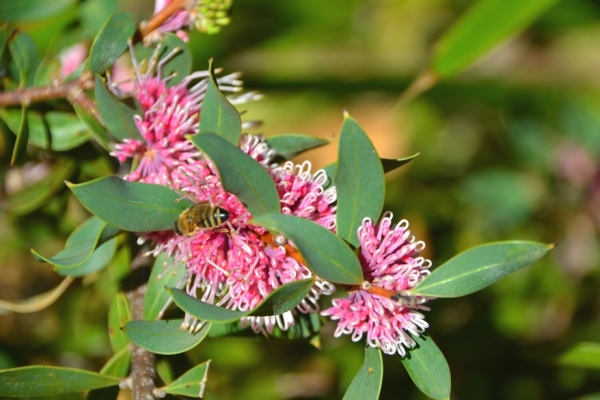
[110,45,336,334]
[321,212,432,356]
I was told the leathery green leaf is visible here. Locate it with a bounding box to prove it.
[10,105,28,167]
[31,216,120,268]
[124,319,210,355]
[168,278,315,323]
[432,0,560,78]
[251,213,363,285]
[68,176,192,232]
[401,335,451,400]
[267,134,331,160]
[412,241,553,297]
[88,12,137,74]
[335,112,384,247]
[94,75,143,141]
[198,59,241,144]
[1,160,75,216]
[45,111,91,151]
[162,361,210,398]
[343,346,383,400]
[144,253,187,320]
[55,237,117,277]
[108,293,131,353]
[0,366,120,397]
[73,104,111,150]
[190,133,280,216]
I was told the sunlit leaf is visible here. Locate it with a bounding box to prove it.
[9,31,36,86]
[162,361,210,398]
[558,342,600,370]
[335,113,384,246]
[412,241,553,297]
[198,59,241,144]
[56,237,117,277]
[168,278,315,323]
[267,134,331,160]
[190,133,280,216]
[432,0,560,78]
[124,320,210,355]
[10,105,28,167]
[251,213,363,285]
[45,111,91,150]
[400,335,451,400]
[0,366,120,397]
[31,216,120,268]
[68,176,192,232]
[108,293,130,353]
[144,254,187,320]
[94,75,143,141]
[343,346,383,400]
[88,12,137,74]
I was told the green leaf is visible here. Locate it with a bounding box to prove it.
[267,134,331,160]
[198,59,241,145]
[558,342,600,370]
[8,31,37,86]
[162,361,210,398]
[99,347,130,378]
[0,160,75,216]
[381,151,422,173]
[158,33,192,87]
[251,213,363,285]
[88,12,137,74]
[401,335,451,400]
[322,162,336,190]
[45,111,91,150]
[168,278,315,323]
[432,0,560,78]
[412,241,553,297]
[10,105,28,167]
[74,104,111,151]
[250,278,315,317]
[0,0,76,21]
[108,293,130,353]
[31,216,120,268]
[94,75,143,141]
[190,133,280,216]
[0,366,120,397]
[335,113,385,247]
[342,346,383,400]
[124,319,210,355]
[68,176,192,232]
[56,237,118,277]
[144,253,187,320]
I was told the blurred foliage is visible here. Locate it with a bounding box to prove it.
[2,0,600,399]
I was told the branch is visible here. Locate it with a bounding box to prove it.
[125,250,157,400]
[141,0,186,37]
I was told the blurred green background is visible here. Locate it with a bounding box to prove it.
[2,0,600,399]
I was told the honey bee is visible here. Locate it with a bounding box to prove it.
[174,203,230,236]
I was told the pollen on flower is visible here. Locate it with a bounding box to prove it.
[321,212,433,356]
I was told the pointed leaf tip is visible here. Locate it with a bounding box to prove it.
[343,109,351,119]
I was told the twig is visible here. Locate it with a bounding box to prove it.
[141,0,186,37]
